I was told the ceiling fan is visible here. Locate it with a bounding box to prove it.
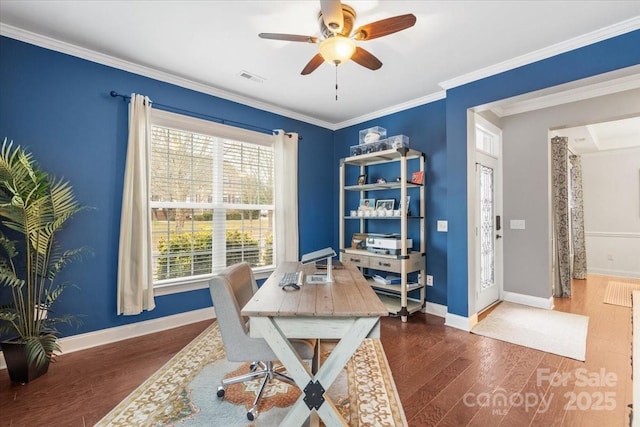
[258,0,416,75]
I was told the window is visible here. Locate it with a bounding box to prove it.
[150,110,276,288]
[475,115,501,158]
[475,125,499,157]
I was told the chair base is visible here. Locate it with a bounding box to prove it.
[216,361,295,421]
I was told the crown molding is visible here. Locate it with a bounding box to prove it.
[0,23,447,131]
[490,70,640,117]
[0,22,445,131]
[0,23,336,130]
[3,16,638,131]
[439,16,640,91]
[332,91,446,130]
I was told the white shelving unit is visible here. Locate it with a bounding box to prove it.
[339,147,426,322]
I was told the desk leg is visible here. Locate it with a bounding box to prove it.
[313,317,379,425]
[251,316,379,427]
[251,317,311,387]
[251,317,315,425]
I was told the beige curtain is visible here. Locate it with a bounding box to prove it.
[117,94,155,315]
[551,136,571,297]
[273,130,299,262]
[570,154,587,279]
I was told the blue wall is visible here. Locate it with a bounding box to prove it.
[445,30,640,317]
[0,37,334,337]
[333,101,448,306]
[1,28,639,338]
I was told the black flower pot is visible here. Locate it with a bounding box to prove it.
[1,340,50,384]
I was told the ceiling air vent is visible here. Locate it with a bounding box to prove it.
[238,70,265,83]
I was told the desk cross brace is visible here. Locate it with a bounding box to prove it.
[303,380,326,410]
[251,316,380,426]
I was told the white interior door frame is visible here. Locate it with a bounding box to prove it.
[467,111,504,317]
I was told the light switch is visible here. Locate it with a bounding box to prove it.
[437,220,448,232]
[510,219,526,230]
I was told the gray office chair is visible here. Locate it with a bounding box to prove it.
[209,262,317,421]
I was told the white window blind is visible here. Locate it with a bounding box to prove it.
[149,110,275,285]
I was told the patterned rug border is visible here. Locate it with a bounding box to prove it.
[95,322,224,426]
[604,281,640,307]
[95,321,407,426]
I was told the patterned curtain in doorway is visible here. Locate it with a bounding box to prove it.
[551,136,571,297]
[570,154,587,279]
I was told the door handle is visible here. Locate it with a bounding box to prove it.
[496,234,502,239]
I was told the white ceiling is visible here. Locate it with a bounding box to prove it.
[1,1,639,129]
[557,116,640,154]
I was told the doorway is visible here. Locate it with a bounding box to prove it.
[459,70,640,331]
[552,115,640,281]
[473,114,503,312]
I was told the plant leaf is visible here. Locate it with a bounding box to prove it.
[25,333,60,369]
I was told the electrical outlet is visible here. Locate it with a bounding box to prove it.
[426,275,433,286]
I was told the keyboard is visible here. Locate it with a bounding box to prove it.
[279,271,300,286]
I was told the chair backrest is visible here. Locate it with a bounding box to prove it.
[208,262,260,361]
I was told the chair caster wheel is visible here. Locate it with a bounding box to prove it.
[249,362,258,372]
[216,387,225,398]
[247,408,257,421]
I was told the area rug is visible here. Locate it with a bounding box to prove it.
[95,322,407,426]
[604,281,640,307]
[471,302,589,361]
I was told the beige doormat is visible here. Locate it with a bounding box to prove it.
[604,281,640,307]
[471,301,589,361]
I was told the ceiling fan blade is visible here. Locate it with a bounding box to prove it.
[353,14,417,41]
[301,53,325,75]
[351,47,382,70]
[320,0,344,34]
[259,33,318,43]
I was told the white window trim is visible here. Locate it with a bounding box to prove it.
[153,267,274,297]
[475,114,502,159]
[151,109,273,147]
[149,109,281,296]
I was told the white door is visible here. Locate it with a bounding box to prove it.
[474,116,503,312]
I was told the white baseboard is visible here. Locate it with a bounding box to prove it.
[422,301,447,318]
[0,307,216,371]
[588,268,640,279]
[503,291,554,309]
[444,312,478,331]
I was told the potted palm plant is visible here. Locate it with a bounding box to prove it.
[0,139,88,383]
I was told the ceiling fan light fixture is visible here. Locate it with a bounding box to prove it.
[318,36,356,65]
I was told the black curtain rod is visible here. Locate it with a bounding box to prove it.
[109,91,300,140]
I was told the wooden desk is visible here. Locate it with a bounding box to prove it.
[242,261,388,426]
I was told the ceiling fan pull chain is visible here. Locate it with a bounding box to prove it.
[335,64,338,101]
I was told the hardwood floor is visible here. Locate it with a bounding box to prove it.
[1,274,636,426]
[388,274,638,426]
[0,321,210,427]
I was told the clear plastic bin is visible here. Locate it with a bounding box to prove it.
[358,126,387,145]
[386,134,409,149]
[350,141,383,156]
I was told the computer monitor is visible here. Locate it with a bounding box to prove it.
[300,247,336,283]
